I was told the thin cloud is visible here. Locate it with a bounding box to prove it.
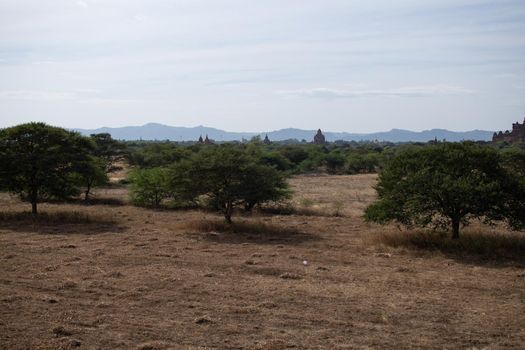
[75,0,88,8]
[278,85,476,98]
[0,90,78,101]
[0,0,521,131]
[0,89,114,101]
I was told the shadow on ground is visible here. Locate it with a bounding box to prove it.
[186,219,319,245]
[369,229,525,267]
[0,211,125,235]
[46,197,126,206]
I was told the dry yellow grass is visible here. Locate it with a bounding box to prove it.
[289,174,377,217]
[0,174,524,349]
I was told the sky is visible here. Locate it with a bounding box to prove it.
[0,0,524,133]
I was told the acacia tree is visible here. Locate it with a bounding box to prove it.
[364,142,525,239]
[0,123,93,214]
[170,145,290,223]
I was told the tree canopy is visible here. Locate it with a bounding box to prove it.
[170,145,290,222]
[90,133,127,173]
[364,142,525,238]
[76,133,127,200]
[0,123,94,214]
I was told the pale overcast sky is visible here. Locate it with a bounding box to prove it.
[0,0,524,132]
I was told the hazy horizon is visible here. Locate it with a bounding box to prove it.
[73,121,499,134]
[1,1,524,132]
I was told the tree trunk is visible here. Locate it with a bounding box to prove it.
[224,201,233,224]
[451,218,460,239]
[244,201,256,212]
[31,201,38,216]
[84,178,93,201]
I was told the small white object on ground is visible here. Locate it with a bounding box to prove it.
[303,260,308,266]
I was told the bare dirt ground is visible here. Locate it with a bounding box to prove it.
[1,174,524,349]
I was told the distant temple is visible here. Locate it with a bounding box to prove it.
[313,129,326,144]
[263,134,271,145]
[198,134,213,144]
[493,117,525,143]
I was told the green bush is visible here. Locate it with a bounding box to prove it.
[324,151,345,174]
[129,167,171,208]
[346,152,380,174]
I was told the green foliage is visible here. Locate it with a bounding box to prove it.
[128,167,171,208]
[346,152,380,174]
[128,142,189,168]
[365,142,525,238]
[73,156,108,200]
[169,145,290,222]
[259,151,293,172]
[74,133,126,199]
[500,146,525,178]
[242,163,291,211]
[125,139,406,175]
[0,122,94,214]
[279,146,310,166]
[90,133,127,173]
[324,151,345,174]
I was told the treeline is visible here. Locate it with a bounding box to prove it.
[126,139,414,175]
[1,123,524,229]
[126,137,525,176]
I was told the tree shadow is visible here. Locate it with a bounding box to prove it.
[371,229,525,267]
[185,219,320,245]
[0,211,125,235]
[46,197,126,206]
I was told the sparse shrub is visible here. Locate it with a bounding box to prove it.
[260,200,340,217]
[259,202,297,215]
[332,201,345,216]
[299,198,315,208]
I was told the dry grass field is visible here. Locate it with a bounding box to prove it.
[1,174,524,349]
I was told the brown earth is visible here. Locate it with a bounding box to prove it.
[0,174,524,349]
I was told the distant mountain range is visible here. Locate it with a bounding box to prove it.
[74,123,494,142]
